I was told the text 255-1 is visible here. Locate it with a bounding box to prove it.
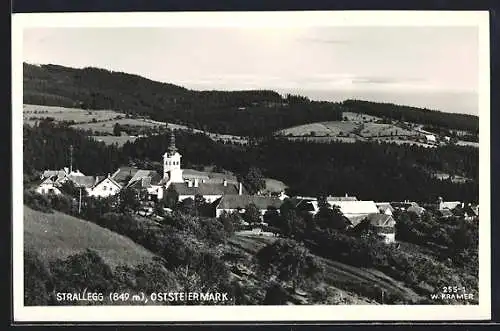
[442,286,466,293]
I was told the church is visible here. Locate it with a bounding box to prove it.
[113,130,246,203]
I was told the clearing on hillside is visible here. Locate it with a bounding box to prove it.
[23,205,156,268]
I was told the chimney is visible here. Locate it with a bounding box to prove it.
[108,173,111,178]
[64,167,69,174]
[239,182,243,195]
[461,202,465,208]
[345,193,348,198]
[95,176,100,185]
[223,179,227,187]
[194,178,199,187]
[187,180,193,188]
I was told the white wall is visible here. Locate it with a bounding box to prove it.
[36,183,61,195]
[88,178,121,198]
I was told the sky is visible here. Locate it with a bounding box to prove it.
[23,26,479,115]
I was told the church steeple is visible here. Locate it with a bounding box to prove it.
[168,130,177,154]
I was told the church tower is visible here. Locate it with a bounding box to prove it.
[163,130,183,183]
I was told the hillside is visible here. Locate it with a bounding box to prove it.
[23,63,342,137]
[24,205,156,268]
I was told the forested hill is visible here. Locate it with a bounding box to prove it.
[342,100,478,133]
[23,63,342,137]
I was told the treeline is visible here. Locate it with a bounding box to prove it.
[23,120,126,176]
[123,132,479,203]
[343,100,479,133]
[24,121,478,203]
[23,63,342,136]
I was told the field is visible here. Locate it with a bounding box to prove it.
[23,103,249,145]
[23,205,156,268]
[92,135,138,147]
[23,104,122,125]
[342,111,382,123]
[357,123,418,138]
[72,118,160,134]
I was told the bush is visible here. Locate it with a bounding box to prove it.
[24,250,53,306]
[24,190,53,213]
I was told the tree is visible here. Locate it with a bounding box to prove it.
[241,167,266,195]
[178,198,196,216]
[113,123,122,136]
[243,203,261,224]
[164,186,179,209]
[256,239,323,290]
[315,198,349,231]
[118,187,140,213]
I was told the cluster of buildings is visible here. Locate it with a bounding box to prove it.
[34,132,478,245]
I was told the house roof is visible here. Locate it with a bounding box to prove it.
[128,169,159,184]
[440,201,461,210]
[217,194,283,210]
[407,205,425,215]
[376,202,395,212]
[182,169,211,180]
[328,200,379,216]
[94,176,122,189]
[327,196,358,202]
[69,175,97,188]
[42,169,67,179]
[366,213,396,227]
[111,167,139,184]
[170,182,245,196]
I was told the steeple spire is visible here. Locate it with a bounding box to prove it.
[168,130,177,154]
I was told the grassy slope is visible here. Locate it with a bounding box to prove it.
[228,234,423,304]
[24,205,156,268]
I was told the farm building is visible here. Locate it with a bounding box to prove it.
[425,134,437,143]
[88,175,122,198]
[168,179,245,204]
[35,176,63,195]
[328,200,380,225]
[365,213,397,244]
[215,194,283,218]
[376,202,394,215]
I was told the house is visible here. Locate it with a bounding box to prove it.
[169,179,245,204]
[425,134,436,144]
[365,213,397,244]
[215,194,284,218]
[328,200,380,225]
[88,175,122,198]
[390,200,419,211]
[451,204,478,221]
[111,166,140,186]
[407,205,426,216]
[376,202,394,215]
[35,176,62,195]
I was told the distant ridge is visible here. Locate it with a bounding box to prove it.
[23,63,477,134]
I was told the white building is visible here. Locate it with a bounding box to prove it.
[87,175,122,198]
[163,131,183,184]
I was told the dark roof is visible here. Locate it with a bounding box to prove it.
[217,194,283,210]
[170,182,244,196]
[111,167,139,184]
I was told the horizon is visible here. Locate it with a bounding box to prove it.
[24,61,478,117]
[23,26,479,116]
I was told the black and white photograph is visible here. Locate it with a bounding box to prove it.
[12,11,490,322]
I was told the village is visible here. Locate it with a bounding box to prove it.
[34,130,479,245]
